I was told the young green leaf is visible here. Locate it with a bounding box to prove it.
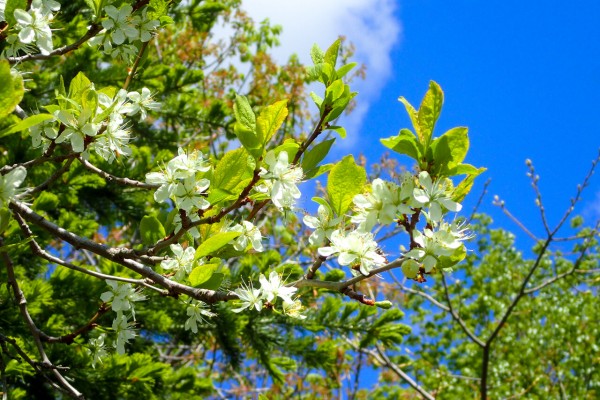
[189,263,219,286]
[0,114,54,139]
[256,100,288,146]
[0,60,24,119]
[380,128,422,161]
[140,216,166,246]
[195,232,241,259]
[324,39,341,67]
[417,80,444,147]
[302,138,335,172]
[430,126,469,174]
[327,155,366,216]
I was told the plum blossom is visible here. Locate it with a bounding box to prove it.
[259,271,297,304]
[121,88,161,120]
[86,334,108,368]
[318,229,386,276]
[173,176,210,213]
[54,108,100,153]
[257,150,303,210]
[184,300,216,333]
[282,298,306,320]
[227,221,264,252]
[352,178,414,231]
[100,280,146,319]
[102,5,139,46]
[13,0,58,55]
[303,204,341,245]
[231,282,264,313]
[112,314,136,354]
[161,244,195,281]
[413,171,462,223]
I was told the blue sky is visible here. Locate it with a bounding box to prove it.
[246,0,600,244]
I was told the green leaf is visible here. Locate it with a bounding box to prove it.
[233,95,261,157]
[326,125,346,139]
[398,96,420,142]
[0,114,54,139]
[4,0,27,25]
[0,60,24,119]
[302,138,335,172]
[446,163,482,176]
[327,155,366,216]
[417,80,444,146]
[304,163,334,180]
[195,231,241,259]
[453,167,486,202]
[209,148,253,204]
[336,62,357,79]
[273,139,300,161]
[189,263,219,286]
[310,92,324,109]
[325,79,345,103]
[430,127,469,175]
[68,72,93,103]
[196,272,224,290]
[380,128,421,161]
[324,39,341,67]
[140,216,166,246]
[0,208,11,235]
[256,100,288,146]
[438,245,467,270]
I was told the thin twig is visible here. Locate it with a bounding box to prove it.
[441,273,485,348]
[78,158,158,189]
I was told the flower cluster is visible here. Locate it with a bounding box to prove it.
[99,280,146,355]
[351,177,414,231]
[257,150,303,210]
[2,0,60,57]
[90,5,160,62]
[318,229,386,276]
[145,148,211,213]
[413,171,462,224]
[30,84,159,163]
[231,271,305,319]
[403,219,473,277]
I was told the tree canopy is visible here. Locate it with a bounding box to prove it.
[0,1,598,399]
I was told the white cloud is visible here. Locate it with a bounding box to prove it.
[241,0,402,149]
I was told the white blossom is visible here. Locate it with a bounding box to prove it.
[282,298,306,320]
[121,88,161,120]
[352,178,413,231]
[257,150,303,210]
[102,5,139,46]
[404,224,469,274]
[13,0,57,55]
[86,334,108,368]
[112,313,136,355]
[227,221,264,252]
[413,171,462,223]
[168,148,211,179]
[259,271,297,304]
[173,176,210,213]
[54,108,100,153]
[0,167,27,208]
[231,282,264,313]
[146,164,179,204]
[303,204,341,245]
[184,300,216,333]
[92,121,132,163]
[318,229,386,276]
[160,243,195,281]
[100,280,146,319]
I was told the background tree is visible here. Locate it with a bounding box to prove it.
[0,1,598,400]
